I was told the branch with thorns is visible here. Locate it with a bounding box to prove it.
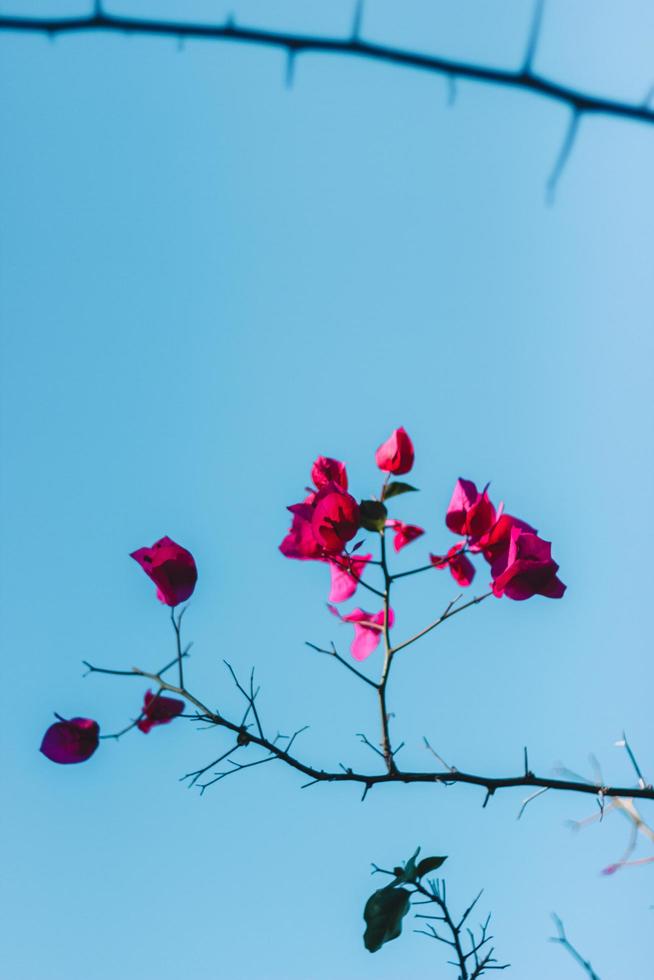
[3,1,654,197]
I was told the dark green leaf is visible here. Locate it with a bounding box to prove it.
[363,885,411,953]
[382,481,419,501]
[359,499,388,532]
[399,847,421,884]
[415,855,447,878]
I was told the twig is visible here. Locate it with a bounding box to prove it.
[550,914,601,980]
[305,641,379,689]
[390,592,491,656]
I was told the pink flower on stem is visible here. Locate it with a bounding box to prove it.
[491,528,566,600]
[328,553,373,603]
[137,689,185,734]
[280,500,325,560]
[311,456,348,491]
[329,605,395,661]
[472,513,537,576]
[130,536,197,606]
[375,427,415,475]
[311,490,360,554]
[386,519,424,553]
[280,457,357,561]
[430,545,476,587]
[40,716,100,764]
[445,479,496,540]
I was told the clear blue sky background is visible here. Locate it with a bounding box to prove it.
[2,2,654,978]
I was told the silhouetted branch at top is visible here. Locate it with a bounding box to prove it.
[3,2,651,198]
[2,6,654,137]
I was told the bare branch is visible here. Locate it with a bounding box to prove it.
[2,10,654,135]
[550,914,601,980]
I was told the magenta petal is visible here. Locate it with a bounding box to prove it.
[137,689,185,733]
[445,478,479,535]
[311,456,348,491]
[40,717,100,764]
[351,623,383,661]
[328,554,372,603]
[130,536,197,606]
[375,427,415,475]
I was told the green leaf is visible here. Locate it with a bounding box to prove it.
[415,855,447,878]
[363,885,411,953]
[399,847,421,884]
[359,499,388,532]
[382,481,419,501]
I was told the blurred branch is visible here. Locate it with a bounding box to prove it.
[550,915,601,980]
[2,6,654,135]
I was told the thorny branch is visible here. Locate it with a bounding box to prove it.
[3,2,654,198]
[84,645,654,803]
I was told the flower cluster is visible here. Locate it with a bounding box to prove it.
[433,478,566,601]
[40,536,195,765]
[280,429,566,661]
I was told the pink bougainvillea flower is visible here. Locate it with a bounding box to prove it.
[328,553,373,603]
[328,604,395,661]
[311,456,348,491]
[472,513,537,576]
[137,689,185,734]
[280,500,324,560]
[311,490,360,554]
[386,519,424,553]
[430,545,476,587]
[375,426,415,475]
[130,536,197,606]
[445,478,496,539]
[40,716,100,764]
[491,527,566,600]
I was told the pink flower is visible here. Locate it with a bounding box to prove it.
[137,689,185,734]
[386,519,424,553]
[472,513,537,576]
[375,427,415,475]
[491,528,566,600]
[328,553,373,603]
[311,456,348,491]
[311,490,360,554]
[40,716,100,764]
[430,545,475,587]
[445,479,496,539]
[329,605,395,661]
[130,536,197,606]
[280,457,354,561]
[280,499,325,560]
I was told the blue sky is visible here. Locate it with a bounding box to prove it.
[1,2,654,977]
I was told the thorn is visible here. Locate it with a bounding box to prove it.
[522,0,545,73]
[351,0,365,41]
[546,110,580,204]
[482,786,495,808]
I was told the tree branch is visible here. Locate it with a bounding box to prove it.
[83,657,654,802]
[2,9,654,134]
[550,914,601,980]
